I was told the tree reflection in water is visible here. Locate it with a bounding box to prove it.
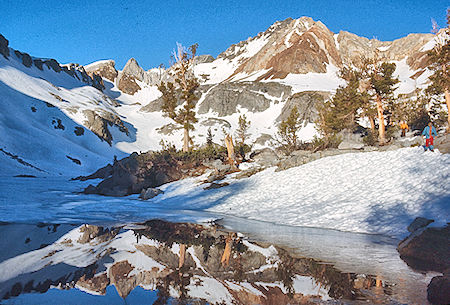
[0,220,395,304]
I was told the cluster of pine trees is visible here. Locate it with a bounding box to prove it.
[158,43,252,166]
[316,11,449,145]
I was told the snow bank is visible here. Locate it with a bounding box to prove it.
[154,148,450,238]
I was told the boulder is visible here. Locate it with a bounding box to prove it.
[156,123,182,135]
[337,130,364,150]
[199,117,231,129]
[204,182,229,190]
[395,136,423,148]
[139,188,163,200]
[427,274,450,305]
[0,34,10,59]
[407,217,434,233]
[338,139,364,150]
[250,148,280,167]
[435,134,450,154]
[254,133,274,146]
[203,159,231,174]
[397,225,450,272]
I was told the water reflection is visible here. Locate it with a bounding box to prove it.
[0,220,398,304]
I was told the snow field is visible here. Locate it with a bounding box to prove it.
[154,147,450,238]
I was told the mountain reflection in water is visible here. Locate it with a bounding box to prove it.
[0,220,408,305]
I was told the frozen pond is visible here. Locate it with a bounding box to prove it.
[0,176,437,304]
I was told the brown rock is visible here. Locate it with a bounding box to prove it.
[109,261,136,298]
[427,274,450,305]
[397,225,450,272]
[117,73,141,95]
[85,60,118,82]
[76,273,109,295]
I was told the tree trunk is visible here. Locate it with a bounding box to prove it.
[369,117,375,132]
[376,94,386,145]
[225,135,237,170]
[221,234,233,267]
[179,244,186,269]
[445,88,450,133]
[183,127,189,152]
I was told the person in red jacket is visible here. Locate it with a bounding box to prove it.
[422,122,438,151]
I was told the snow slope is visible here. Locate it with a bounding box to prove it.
[151,148,450,238]
[0,51,129,176]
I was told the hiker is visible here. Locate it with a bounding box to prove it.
[400,121,409,137]
[422,122,437,151]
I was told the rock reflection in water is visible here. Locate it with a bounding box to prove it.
[0,221,394,304]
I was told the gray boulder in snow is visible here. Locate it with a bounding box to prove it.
[139,188,164,200]
[395,136,423,148]
[338,140,364,150]
[203,159,231,174]
[250,148,280,167]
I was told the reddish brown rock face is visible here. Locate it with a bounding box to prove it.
[222,17,434,81]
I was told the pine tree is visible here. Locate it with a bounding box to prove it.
[206,128,213,146]
[236,114,251,145]
[158,43,199,152]
[316,68,367,136]
[278,106,300,153]
[426,9,450,132]
[369,62,399,144]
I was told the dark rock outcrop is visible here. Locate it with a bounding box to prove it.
[0,34,10,59]
[14,50,32,67]
[81,152,184,196]
[398,221,450,305]
[44,59,61,72]
[82,110,129,145]
[427,274,450,305]
[397,225,449,272]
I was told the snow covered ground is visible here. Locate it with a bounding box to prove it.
[152,147,450,238]
[1,147,448,240]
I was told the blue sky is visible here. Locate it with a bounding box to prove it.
[0,0,448,70]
